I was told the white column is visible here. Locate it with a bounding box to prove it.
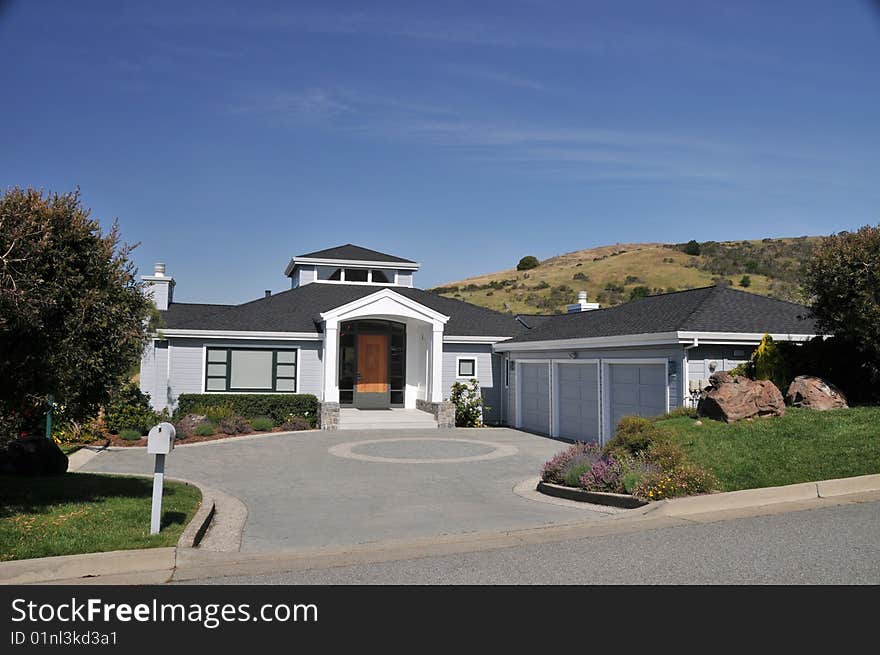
[323,321,339,402]
[430,326,444,402]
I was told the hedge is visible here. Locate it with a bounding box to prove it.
[175,394,319,426]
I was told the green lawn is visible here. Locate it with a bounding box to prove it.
[657,407,880,492]
[0,473,201,562]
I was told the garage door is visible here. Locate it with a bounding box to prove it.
[519,363,550,435]
[556,364,600,442]
[608,364,667,432]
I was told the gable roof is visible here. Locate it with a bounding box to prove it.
[160,285,525,337]
[502,286,816,344]
[159,302,233,327]
[295,244,416,264]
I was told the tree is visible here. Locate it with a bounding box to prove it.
[516,255,539,271]
[0,188,154,444]
[802,225,880,362]
[739,275,752,288]
[629,285,651,300]
[682,240,701,256]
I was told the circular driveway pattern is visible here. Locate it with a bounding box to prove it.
[329,437,518,464]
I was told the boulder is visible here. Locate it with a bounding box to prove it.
[173,413,209,438]
[0,436,69,476]
[786,376,848,410]
[698,374,786,423]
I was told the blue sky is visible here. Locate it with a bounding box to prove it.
[1,1,878,303]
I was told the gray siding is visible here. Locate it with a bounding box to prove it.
[687,344,754,391]
[140,340,169,411]
[397,271,414,287]
[158,338,323,411]
[442,344,502,424]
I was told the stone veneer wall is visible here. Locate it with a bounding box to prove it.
[319,402,340,430]
[416,399,455,428]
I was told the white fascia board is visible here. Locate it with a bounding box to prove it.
[676,331,816,344]
[285,257,420,276]
[319,288,450,324]
[493,331,681,352]
[160,329,322,341]
[444,336,512,344]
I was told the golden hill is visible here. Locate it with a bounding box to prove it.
[431,238,817,315]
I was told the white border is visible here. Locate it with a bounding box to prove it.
[163,329,321,341]
[455,355,478,379]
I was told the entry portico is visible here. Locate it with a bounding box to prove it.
[319,288,450,409]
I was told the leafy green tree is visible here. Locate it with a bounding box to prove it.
[739,275,752,288]
[629,285,651,300]
[516,255,540,271]
[682,240,701,256]
[0,188,154,444]
[802,225,880,363]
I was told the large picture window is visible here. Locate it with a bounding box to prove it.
[205,347,297,392]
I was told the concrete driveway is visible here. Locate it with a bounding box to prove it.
[79,428,608,552]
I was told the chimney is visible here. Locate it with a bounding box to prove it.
[142,262,175,311]
[264,290,272,298]
[567,290,600,313]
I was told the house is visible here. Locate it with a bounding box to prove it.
[140,244,816,438]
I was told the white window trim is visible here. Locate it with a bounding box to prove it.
[201,344,301,394]
[456,356,478,379]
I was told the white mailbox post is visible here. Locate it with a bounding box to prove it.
[147,422,176,534]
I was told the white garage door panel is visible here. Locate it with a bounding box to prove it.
[609,364,667,433]
[557,364,600,443]
[519,363,550,435]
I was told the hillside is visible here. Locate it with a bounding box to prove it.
[430,237,817,315]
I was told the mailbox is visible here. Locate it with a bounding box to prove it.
[147,422,176,455]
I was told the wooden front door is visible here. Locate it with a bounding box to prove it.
[357,334,388,393]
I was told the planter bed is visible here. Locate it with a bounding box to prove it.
[536,481,649,509]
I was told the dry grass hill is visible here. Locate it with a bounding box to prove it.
[430,237,818,315]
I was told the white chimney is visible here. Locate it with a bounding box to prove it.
[567,290,600,313]
[142,262,175,311]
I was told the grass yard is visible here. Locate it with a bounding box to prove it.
[657,407,880,492]
[0,473,201,562]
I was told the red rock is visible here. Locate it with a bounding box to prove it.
[786,376,848,410]
[698,375,786,423]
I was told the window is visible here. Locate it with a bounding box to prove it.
[205,348,297,392]
[344,268,368,282]
[370,269,395,283]
[457,357,477,378]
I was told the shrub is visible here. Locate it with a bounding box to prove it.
[175,394,318,425]
[104,381,160,435]
[753,334,790,391]
[250,417,274,431]
[681,240,701,256]
[629,285,651,300]
[541,442,602,484]
[119,429,142,441]
[619,454,663,494]
[739,275,752,288]
[632,464,717,500]
[219,415,252,435]
[656,406,698,420]
[516,256,540,271]
[603,416,661,456]
[51,414,104,445]
[193,423,216,437]
[449,380,486,427]
[572,272,589,281]
[645,440,688,470]
[728,361,754,378]
[280,416,312,431]
[579,455,624,493]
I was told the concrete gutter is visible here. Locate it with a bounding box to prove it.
[3,473,880,585]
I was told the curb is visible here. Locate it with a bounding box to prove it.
[0,475,247,585]
[536,481,648,509]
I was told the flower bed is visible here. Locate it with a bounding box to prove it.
[538,414,717,505]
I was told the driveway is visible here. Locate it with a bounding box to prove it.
[79,428,607,551]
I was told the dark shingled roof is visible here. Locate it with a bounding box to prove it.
[296,244,416,264]
[160,302,233,327]
[161,285,525,337]
[503,286,817,343]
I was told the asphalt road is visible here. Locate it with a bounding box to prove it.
[184,500,880,584]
